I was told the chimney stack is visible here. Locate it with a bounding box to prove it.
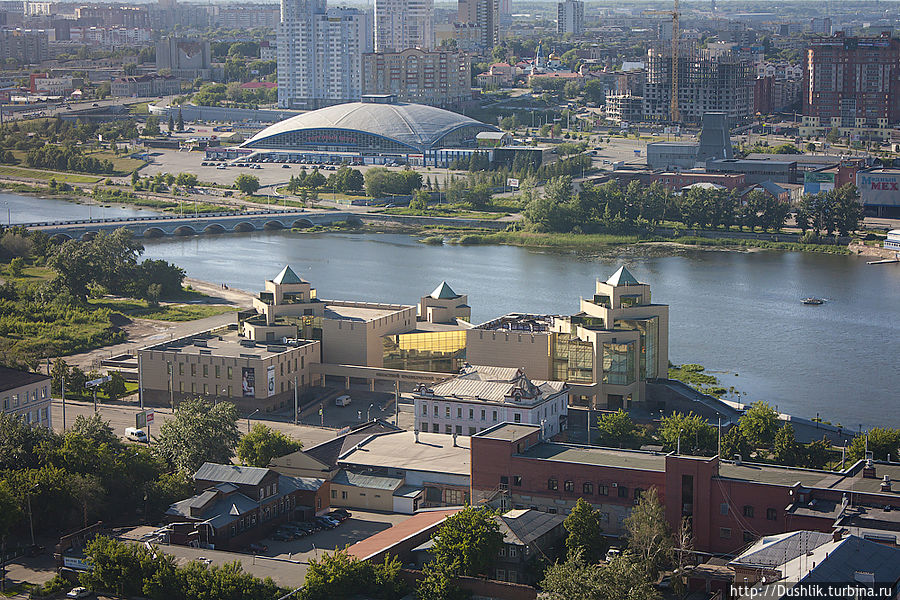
[881,475,891,493]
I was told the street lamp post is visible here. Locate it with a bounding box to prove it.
[367,403,374,422]
[247,408,260,433]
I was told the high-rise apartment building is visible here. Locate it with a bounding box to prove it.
[556,0,584,36]
[277,0,373,109]
[362,48,472,108]
[156,36,211,80]
[457,0,498,53]
[801,32,900,139]
[374,0,433,51]
[644,45,753,124]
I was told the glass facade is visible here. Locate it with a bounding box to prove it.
[614,317,659,379]
[382,330,467,373]
[551,333,594,383]
[602,341,636,386]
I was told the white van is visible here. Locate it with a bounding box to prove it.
[335,395,351,407]
[125,427,149,443]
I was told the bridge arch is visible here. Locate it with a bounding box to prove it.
[143,227,166,238]
[203,223,226,234]
[291,218,315,229]
[173,225,197,236]
[51,233,73,242]
[233,222,256,233]
[263,220,285,230]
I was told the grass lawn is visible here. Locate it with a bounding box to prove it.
[84,150,147,174]
[90,297,236,322]
[0,165,103,184]
[129,102,150,115]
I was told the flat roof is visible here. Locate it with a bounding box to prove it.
[338,430,471,477]
[520,442,668,472]
[404,321,470,334]
[717,462,833,487]
[475,313,555,332]
[146,329,314,359]
[323,301,410,323]
[828,463,900,494]
[475,422,541,442]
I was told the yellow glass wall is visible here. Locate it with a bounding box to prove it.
[551,333,594,383]
[382,330,467,373]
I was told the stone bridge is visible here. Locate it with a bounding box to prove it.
[22,210,358,240]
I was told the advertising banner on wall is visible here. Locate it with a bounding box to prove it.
[267,365,275,398]
[857,171,900,207]
[242,367,255,397]
[803,171,835,195]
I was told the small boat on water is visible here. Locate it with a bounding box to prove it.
[802,297,825,305]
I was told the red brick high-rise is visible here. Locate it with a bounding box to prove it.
[803,32,900,128]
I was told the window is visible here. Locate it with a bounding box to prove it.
[446,406,450,418]
[432,424,439,433]
[203,384,208,395]
[455,425,462,435]
[433,405,438,417]
[513,475,522,486]
[564,480,574,492]
[719,527,731,539]
[341,491,348,499]
[481,409,485,420]
[191,383,196,393]
[498,547,506,558]
[548,478,558,491]
[215,365,221,378]
[331,490,336,499]
[468,427,476,436]
[634,488,644,500]
[191,363,197,377]
[280,363,284,376]
[227,366,233,378]
[445,425,452,434]
[202,364,208,377]
[583,482,593,495]
[618,486,628,498]
[509,547,517,558]
[457,407,462,418]
[179,363,184,376]
[599,485,609,496]
[421,403,427,416]
[514,413,521,423]
[492,410,498,422]
[743,505,754,518]
[469,408,474,419]
[720,503,729,515]
[496,569,505,581]
[767,508,777,521]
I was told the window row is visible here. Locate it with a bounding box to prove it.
[545,478,642,500]
[2,385,49,410]
[719,503,778,521]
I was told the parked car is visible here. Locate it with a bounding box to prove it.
[282,164,291,169]
[316,516,339,529]
[327,510,350,522]
[248,542,268,553]
[66,587,91,599]
[271,531,292,541]
[331,508,351,520]
[335,395,351,407]
[124,427,148,443]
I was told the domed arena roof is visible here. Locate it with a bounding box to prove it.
[243,101,496,152]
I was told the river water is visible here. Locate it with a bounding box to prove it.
[5,194,898,428]
[1,192,162,224]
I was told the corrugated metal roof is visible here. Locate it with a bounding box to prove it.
[332,469,403,491]
[496,509,566,546]
[730,531,832,568]
[194,462,270,486]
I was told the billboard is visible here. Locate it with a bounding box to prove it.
[803,171,835,195]
[267,365,276,398]
[857,171,900,207]
[242,367,255,397]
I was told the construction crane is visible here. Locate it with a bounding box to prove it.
[644,0,680,123]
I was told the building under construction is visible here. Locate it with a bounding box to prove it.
[643,44,753,124]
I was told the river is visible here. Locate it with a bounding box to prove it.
[1,192,162,224]
[4,193,898,428]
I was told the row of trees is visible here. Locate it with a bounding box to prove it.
[522,177,862,237]
[285,166,365,195]
[364,167,423,198]
[25,145,116,174]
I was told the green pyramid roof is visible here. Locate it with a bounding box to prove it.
[605,265,640,286]
[272,265,304,285]
[430,281,459,299]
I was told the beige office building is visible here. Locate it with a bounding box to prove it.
[466,266,668,410]
[362,49,473,109]
[138,325,321,412]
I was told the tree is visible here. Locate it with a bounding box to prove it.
[8,257,23,277]
[302,548,406,600]
[738,401,780,448]
[305,169,326,190]
[175,173,198,187]
[720,426,752,461]
[657,412,717,456]
[154,398,241,473]
[236,423,303,468]
[428,506,503,577]
[409,189,430,211]
[541,551,659,600]
[595,409,642,449]
[0,480,23,592]
[143,116,160,137]
[623,486,672,580]
[773,423,801,466]
[176,109,184,132]
[848,427,900,462]
[101,372,127,400]
[234,174,260,195]
[564,498,607,563]
[168,113,175,133]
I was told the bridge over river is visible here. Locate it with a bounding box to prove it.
[21,209,356,239]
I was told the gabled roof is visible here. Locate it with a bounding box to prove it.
[299,420,401,470]
[0,366,50,393]
[496,509,566,546]
[194,462,271,486]
[430,281,459,299]
[605,265,640,286]
[730,531,833,568]
[332,469,404,491]
[272,265,305,285]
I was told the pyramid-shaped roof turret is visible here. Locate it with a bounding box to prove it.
[430,281,459,299]
[272,265,305,285]
[605,265,640,286]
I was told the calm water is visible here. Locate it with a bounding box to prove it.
[4,193,896,428]
[139,230,900,430]
[1,193,162,224]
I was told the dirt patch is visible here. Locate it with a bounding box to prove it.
[184,278,254,308]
